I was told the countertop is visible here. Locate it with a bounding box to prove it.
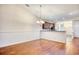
[40,29,66,32]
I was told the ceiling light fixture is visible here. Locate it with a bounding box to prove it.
[36,5,54,53]
[36,20,45,24]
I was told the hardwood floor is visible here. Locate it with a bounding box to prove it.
[0,38,79,55]
[72,37,79,54]
[0,39,65,55]
[66,37,79,55]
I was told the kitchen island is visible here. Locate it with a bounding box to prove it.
[40,30,66,43]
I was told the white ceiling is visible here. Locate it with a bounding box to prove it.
[25,4,79,22]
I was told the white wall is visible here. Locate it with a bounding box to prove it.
[0,5,41,47]
[0,31,40,47]
[0,5,41,32]
[73,20,79,37]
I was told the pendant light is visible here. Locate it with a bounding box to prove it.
[36,5,54,54]
[36,5,45,24]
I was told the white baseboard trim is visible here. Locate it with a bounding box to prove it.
[0,39,37,48]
